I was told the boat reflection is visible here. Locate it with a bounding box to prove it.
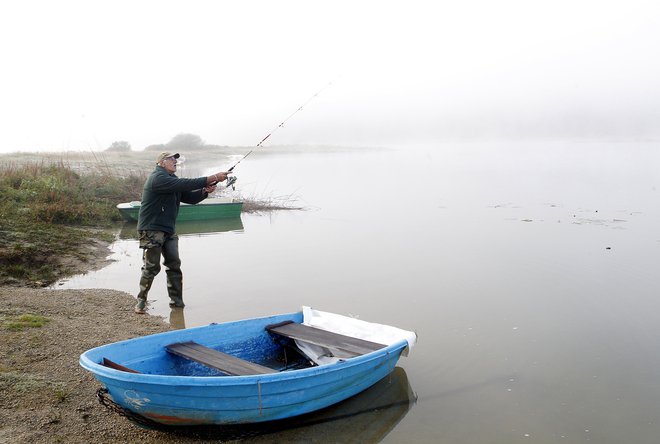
[164,366,416,442]
[118,217,244,240]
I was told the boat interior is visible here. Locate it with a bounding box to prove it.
[99,320,385,377]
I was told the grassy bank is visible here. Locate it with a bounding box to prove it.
[0,161,145,286]
[0,149,305,286]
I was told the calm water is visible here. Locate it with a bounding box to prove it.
[59,141,660,443]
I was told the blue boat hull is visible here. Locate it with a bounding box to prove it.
[79,312,408,425]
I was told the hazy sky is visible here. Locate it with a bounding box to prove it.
[1,0,659,152]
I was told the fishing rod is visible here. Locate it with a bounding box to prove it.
[224,80,336,183]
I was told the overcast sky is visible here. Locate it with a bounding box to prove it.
[1,0,659,152]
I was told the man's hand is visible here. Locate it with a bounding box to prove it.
[207,171,231,185]
[203,184,217,194]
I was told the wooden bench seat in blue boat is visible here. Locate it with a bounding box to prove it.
[166,341,276,376]
[266,321,387,359]
[102,357,141,373]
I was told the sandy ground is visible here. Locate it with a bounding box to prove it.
[0,287,208,444]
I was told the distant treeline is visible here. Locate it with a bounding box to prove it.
[143,143,231,152]
[106,133,229,153]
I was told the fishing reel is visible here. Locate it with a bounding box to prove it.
[225,175,237,191]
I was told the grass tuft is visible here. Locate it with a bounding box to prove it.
[4,314,51,331]
[0,371,68,404]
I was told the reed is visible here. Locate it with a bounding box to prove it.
[0,160,146,286]
[240,191,304,213]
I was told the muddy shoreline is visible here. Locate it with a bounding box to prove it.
[0,287,238,443]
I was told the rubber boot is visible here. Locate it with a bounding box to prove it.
[166,274,184,307]
[163,235,184,307]
[135,248,161,314]
[135,276,152,314]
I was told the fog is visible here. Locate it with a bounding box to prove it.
[1,0,659,152]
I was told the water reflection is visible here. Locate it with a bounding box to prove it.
[163,367,415,442]
[169,308,186,330]
[118,217,244,240]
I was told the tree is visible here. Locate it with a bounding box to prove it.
[166,133,205,151]
[105,141,132,152]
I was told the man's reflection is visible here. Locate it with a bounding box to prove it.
[169,307,186,330]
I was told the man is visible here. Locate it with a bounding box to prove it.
[134,151,230,314]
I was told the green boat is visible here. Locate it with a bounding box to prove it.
[116,197,243,222]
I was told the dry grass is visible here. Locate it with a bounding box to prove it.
[0,159,145,286]
[240,192,304,213]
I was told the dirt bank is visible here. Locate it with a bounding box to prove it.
[0,287,226,444]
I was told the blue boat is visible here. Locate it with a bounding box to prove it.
[79,307,416,426]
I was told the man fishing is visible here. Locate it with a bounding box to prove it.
[134,152,231,314]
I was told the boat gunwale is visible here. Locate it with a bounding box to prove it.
[116,199,244,223]
[80,340,408,386]
[79,312,409,386]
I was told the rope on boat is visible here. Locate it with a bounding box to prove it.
[95,387,270,439]
[96,388,162,428]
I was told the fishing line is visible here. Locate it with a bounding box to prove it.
[228,79,336,173]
